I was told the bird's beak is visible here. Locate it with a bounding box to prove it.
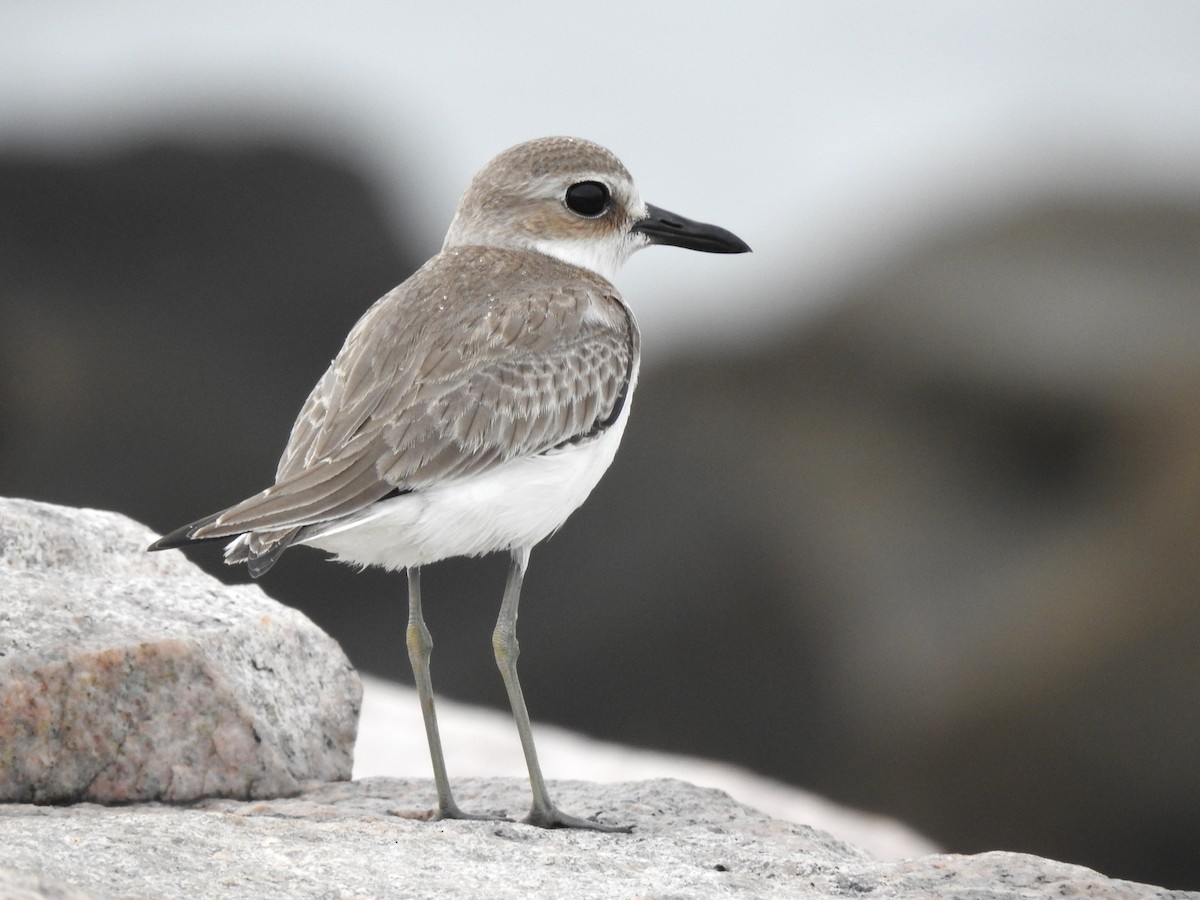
[631,203,751,254]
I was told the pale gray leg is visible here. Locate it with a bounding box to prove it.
[406,566,506,822]
[492,547,631,832]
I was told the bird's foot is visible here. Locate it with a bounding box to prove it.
[522,805,632,833]
[432,803,512,824]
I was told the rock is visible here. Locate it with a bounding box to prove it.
[0,498,1191,898]
[0,867,101,900]
[0,497,360,804]
[353,674,940,861]
[0,778,1193,899]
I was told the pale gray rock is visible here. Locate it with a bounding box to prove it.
[0,778,1193,899]
[0,867,103,900]
[0,497,360,804]
[354,674,941,861]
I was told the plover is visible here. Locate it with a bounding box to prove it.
[150,136,750,831]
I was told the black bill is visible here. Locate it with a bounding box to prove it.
[631,203,751,254]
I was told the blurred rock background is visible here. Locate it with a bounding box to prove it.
[2,2,1199,890]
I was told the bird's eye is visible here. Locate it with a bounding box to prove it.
[564,181,610,218]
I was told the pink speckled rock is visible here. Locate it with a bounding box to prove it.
[0,497,361,804]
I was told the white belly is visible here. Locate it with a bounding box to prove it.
[299,384,635,571]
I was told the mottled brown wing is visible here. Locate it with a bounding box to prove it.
[189,248,636,540]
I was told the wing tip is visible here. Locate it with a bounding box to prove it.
[147,515,222,552]
[149,504,307,579]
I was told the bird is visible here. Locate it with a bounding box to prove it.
[149,136,750,831]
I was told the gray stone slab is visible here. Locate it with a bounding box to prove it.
[0,778,1193,899]
[353,674,941,861]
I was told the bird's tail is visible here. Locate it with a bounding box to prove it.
[147,515,301,579]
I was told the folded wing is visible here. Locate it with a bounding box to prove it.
[151,248,637,572]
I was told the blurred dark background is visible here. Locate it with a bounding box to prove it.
[3,2,1200,890]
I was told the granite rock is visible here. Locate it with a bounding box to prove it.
[0,778,1193,899]
[0,497,361,804]
[0,867,102,900]
[353,674,940,861]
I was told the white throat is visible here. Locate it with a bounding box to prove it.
[532,234,643,283]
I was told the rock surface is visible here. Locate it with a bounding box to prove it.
[0,497,361,804]
[1,778,1193,899]
[354,674,940,862]
[0,497,1193,897]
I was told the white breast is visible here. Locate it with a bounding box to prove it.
[299,362,639,571]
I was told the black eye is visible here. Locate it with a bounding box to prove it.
[564,181,610,217]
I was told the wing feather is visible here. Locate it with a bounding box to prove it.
[187,247,637,545]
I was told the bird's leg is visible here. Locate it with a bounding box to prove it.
[406,566,507,822]
[491,547,631,833]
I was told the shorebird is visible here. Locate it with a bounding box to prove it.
[150,136,750,831]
